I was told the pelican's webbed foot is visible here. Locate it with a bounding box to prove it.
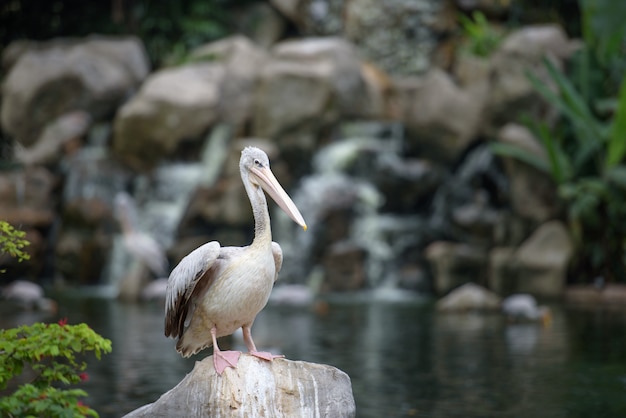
[213,350,241,375]
[210,326,241,375]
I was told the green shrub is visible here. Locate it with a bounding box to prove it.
[492,0,626,281]
[458,11,503,58]
[0,320,112,418]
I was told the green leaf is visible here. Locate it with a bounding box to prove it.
[545,58,596,126]
[606,76,626,167]
[527,58,604,157]
[70,339,82,353]
[490,142,550,172]
[526,118,573,183]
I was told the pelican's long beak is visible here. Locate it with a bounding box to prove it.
[251,166,307,231]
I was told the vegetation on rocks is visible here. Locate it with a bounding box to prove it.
[493,0,626,281]
[458,11,503,58]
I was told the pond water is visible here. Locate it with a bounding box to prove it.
[2,293,626,418]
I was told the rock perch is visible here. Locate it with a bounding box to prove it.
[122,355,356,417]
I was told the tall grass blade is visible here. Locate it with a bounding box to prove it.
[490,142,550,173]
[606,76,626,167]
[526,119,571,183]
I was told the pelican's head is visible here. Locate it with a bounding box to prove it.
[240,147,307,231]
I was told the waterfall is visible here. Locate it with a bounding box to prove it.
[274,122,429,294]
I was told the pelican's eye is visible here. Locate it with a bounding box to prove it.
[254,159,263,168]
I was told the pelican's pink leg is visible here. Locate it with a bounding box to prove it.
[211,327,241,375]
[242,325,284,361]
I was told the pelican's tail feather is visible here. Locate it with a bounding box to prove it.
[176,335,213,358]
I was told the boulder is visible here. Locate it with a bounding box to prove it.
[496,123,559,222]
[15,111,91,167]
[1,36,149,146]
[233,3,287,48]
[436,282,502,311]
[513,220,573,296]
[399,69,484,164]
[122,355,356,418]
[425,241,488,295]
[190,36,268,128]
[453,52,491,90]
[252,37,371,142]
[489,220,574,297]
[114,36,269,171]
[113,63,224,171]
[486,24,579,128]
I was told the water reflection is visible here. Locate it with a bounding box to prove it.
[2,296,626,418]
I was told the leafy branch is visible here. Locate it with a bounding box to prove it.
[0,221,30,263]
[0,320,112,417]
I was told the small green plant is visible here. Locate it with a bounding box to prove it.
[458,11,503,57]
[0,221,30,263]
[0,319,112,418]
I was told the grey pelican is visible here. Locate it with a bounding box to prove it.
[114,192,168,277]
[164,147,307,375]
[502,294,552,326]
[2,280,58,313]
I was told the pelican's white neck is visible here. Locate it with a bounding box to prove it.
[242,171,272,247]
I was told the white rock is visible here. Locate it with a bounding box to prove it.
[123,355,356,418]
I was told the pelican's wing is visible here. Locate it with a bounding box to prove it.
[271,242,283,283]
[164,241,220,339]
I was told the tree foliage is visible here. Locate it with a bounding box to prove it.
[0,221,30,264]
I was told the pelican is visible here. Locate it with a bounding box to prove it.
[2,280,58,313]
[114,192,168,277]
[502,294,552,326]
[165,147,307,375]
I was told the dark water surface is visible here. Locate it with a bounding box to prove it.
[2,294,626,418]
